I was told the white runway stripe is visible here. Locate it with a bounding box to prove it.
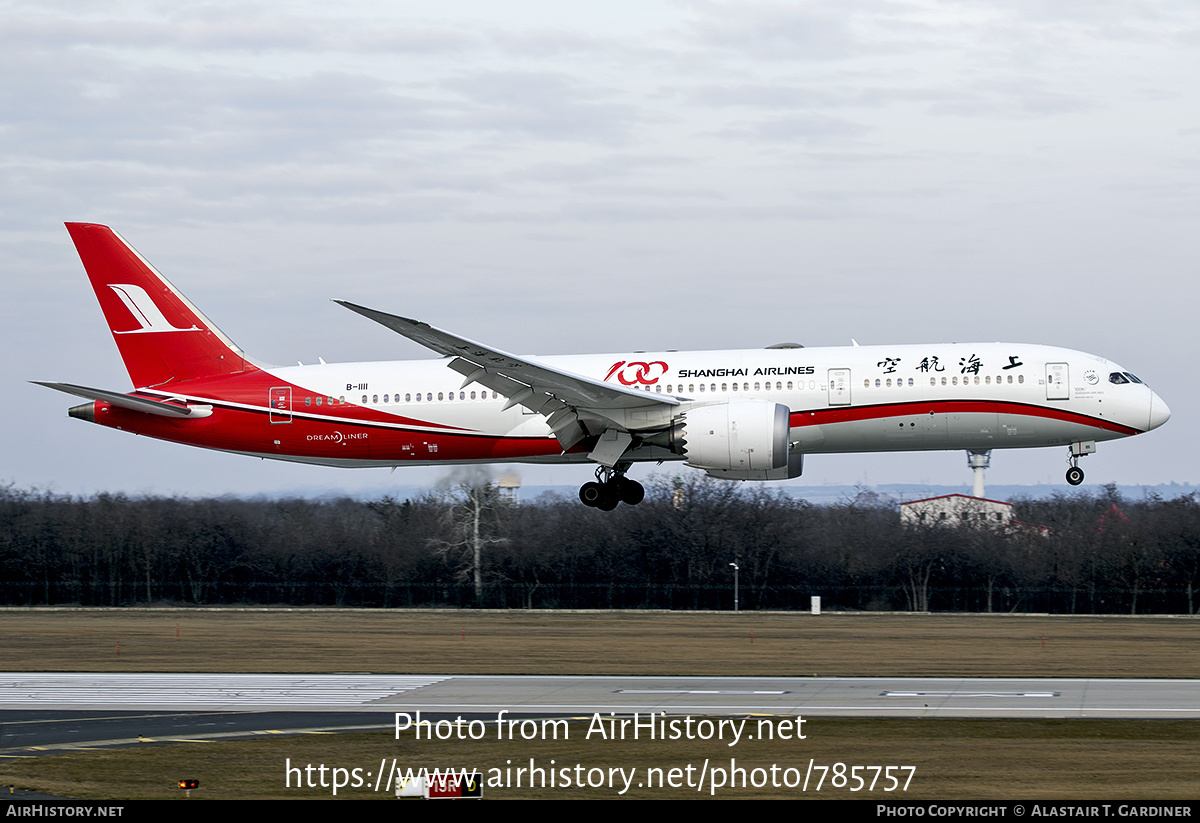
[0,674,447,707]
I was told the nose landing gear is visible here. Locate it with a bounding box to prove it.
[578,464,644,510]
[1065,441,1096,486]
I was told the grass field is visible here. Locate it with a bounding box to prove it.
[3,608,1199,678]
[1,609,1198,800]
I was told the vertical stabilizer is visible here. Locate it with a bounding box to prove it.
[65,223,256,388]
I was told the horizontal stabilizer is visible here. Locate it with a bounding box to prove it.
[32,381,210,418]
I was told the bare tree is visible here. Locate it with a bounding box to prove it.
[429,472,510,602]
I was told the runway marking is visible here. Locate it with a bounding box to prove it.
[616,690,789,695]
[882,691,1060,698]
[382,702,1200,716]
[2,724,392,757]
[0,674,448,707]
[1,711,245,726]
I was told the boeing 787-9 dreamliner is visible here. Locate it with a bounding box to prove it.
[37,224,1170,510]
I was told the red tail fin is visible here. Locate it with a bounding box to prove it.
[66,223,256,388]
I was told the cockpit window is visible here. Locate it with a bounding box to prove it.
[1124,372,1143,384]
[1109,372,1129,384]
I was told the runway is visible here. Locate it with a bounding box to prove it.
[3,673,1199,718]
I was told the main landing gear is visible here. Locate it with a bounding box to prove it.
[578,465,645,510]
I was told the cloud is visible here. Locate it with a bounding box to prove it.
[3,0,1198,494]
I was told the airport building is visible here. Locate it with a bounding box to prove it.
[900,493,1014,528]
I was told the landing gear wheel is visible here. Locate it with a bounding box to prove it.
[579,466,643,510]
[615,477,645,505]
[1066,466,1085,486]
[579,482,604,507]
[595,490,619,511]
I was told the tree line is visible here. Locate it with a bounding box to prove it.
[1,479,1197,613]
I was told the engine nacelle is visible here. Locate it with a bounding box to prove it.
[678,400,793,475]
[705,452,803,482]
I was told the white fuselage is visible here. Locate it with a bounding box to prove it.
[239,341,1165,467]
[51,222,1171,505]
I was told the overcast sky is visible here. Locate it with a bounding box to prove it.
[3,0,1197,499]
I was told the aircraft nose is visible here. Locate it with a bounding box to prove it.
[1148,392,1171,431]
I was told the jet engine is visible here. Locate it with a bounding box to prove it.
[647,400,800,480]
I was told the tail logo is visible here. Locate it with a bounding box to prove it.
[108,284,199,334]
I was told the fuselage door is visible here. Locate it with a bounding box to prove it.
[828,368,851,406]
[269,387,292,423]
[1045,363,1069,401]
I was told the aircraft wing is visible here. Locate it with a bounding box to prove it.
[334,301,678,451]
